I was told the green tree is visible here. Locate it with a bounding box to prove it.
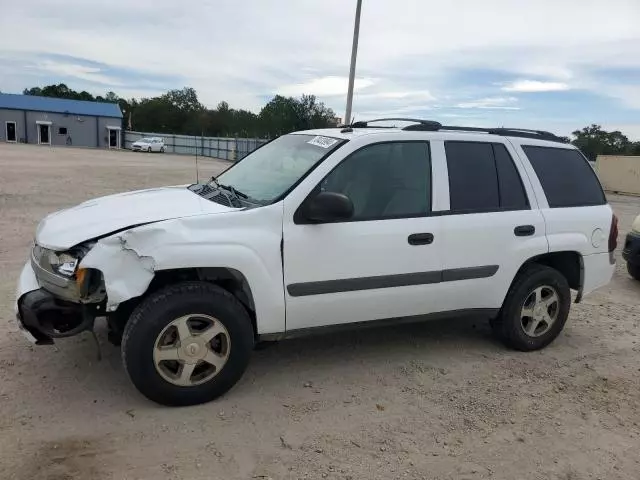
[258,95,336,137]
[19,83,334,138]
[571,124,630,161]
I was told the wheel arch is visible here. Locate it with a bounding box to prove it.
[507,251,584,305]
[112,267,258,337]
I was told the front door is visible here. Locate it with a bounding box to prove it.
[38,124,50,145]
[6,122,16,142]
[283,141,446,331]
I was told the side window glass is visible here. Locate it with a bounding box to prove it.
[522,146,606,208]
[445,142,499,212]
[493,144,529,210]
[321,142,431,220]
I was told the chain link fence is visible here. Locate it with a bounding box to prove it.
[124,131,268,161]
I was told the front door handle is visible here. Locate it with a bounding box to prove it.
[514,225,535,237]
[408,233,434,245]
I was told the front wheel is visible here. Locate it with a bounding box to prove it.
[627,262,640,281]
[147,147,152,153]
[491,264,570,351]
[121,282,254,406]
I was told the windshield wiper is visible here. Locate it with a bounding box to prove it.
[219,183,248,199]
[209,176,248,200]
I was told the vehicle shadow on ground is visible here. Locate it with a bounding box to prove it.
[14,312,555,413]
[69,314,501,402]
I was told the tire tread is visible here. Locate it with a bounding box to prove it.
[121,281,253,406]
[492,263,570,351]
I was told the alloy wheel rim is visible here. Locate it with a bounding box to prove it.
[152,314,230,387]
[520,285,560,337]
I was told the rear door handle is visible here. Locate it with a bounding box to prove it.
[408,233,434,245]
[514,225,535,237]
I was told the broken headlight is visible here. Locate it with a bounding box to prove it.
[33,242,94,278]
[48,251,79,277]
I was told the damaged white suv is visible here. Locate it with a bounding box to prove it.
[15,119,617,406]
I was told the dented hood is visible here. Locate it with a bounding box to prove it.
[36,186,234,250]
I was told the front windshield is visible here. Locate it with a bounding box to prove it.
[215,134,345,204]
[140,137,154,142]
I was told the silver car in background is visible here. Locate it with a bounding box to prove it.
[131,137,165,153]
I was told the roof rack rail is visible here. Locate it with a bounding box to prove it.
[345,118,442,131]
[439,125,565,142]
[339,118,565,142]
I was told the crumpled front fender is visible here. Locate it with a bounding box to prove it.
[77,205,286,335]
[80,233,156,311]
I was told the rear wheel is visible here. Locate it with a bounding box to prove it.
[628,262,640,281]
[122,282,254,406]
[492,264,570,351]
[160,146,166,153]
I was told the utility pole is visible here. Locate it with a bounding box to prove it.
[344,0,363,125]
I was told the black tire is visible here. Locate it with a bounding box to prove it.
[147,147,152,153]
[492,264,570,351]
[121,282,254,406]
[627,262,640,281]
[160,146,165,153]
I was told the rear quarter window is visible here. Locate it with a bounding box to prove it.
[521,145,606,208]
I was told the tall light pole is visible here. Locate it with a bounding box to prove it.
[344,0,363,125]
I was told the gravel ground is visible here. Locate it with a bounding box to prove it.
[1,143,639,480]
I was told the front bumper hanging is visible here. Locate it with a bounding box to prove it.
[17,289,98,344]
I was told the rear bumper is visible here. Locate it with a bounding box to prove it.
[582,251,616,297]
[622,232,640,265]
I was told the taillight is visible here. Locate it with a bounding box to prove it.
[608,213,619,252]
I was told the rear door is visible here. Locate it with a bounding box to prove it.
[514,142,613,294]
[437,140,548,312]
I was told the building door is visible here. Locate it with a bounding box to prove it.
[109,129,119,148]
[5,122,16,142]
[38,124,50,145]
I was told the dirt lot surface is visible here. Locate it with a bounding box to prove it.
[1,143,639,480]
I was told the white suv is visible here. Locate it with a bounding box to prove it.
[15,119,617,406]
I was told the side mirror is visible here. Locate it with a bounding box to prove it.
[304,191,354,223]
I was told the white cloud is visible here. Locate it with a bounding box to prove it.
[501,80,570,93]
[456,96,519,109]
[0,0,638,128]
[372,90,436,100]
[278,76,374,97]
[35,60,123,86]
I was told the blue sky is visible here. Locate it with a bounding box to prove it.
[1,0,639,139]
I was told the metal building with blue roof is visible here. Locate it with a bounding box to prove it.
[0,93,123,149]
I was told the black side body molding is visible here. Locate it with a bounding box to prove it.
[287,265,499,297]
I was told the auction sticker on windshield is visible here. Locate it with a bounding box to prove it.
[307,136,339,149]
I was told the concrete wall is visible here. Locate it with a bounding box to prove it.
[596,155,640,195]
[0,108,122,148]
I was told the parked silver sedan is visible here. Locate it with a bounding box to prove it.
[132,137,165,153]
